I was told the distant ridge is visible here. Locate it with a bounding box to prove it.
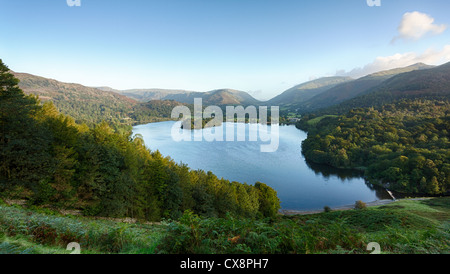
[95,63,436,112]
[319,61,450,114]
[99,87,262,106]
[11,62,446,123]
[96,87,196,102]
[293,63,434,113]
[267,76,353,107]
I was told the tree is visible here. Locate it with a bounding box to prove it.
[255,182,281,219]
[0,59,53,194]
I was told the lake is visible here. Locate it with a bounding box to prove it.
[133,121,389,211]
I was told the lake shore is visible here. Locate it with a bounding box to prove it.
[279,198,432,216]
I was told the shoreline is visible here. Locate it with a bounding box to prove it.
[279,198,432,216]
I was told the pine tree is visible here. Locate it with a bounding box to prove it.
[0,59,53,194]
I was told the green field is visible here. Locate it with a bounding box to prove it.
[1,197,448,254]
[306,115,338,126]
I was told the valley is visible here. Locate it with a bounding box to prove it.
[2,0,450,259]
[9,61,450,199]
[1,60,449,256]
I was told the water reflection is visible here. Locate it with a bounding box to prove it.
[305,160,365,181]
[305,160,391,200]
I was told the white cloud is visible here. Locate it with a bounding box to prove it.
[392,11,447,43]
[337,45,450,78]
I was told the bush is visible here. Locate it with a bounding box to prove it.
[30,223,58,245]
[324,206,332,213]
[355,201,367,210]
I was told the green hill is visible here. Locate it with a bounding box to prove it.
[13,72,139,125]
[12,72,188,126]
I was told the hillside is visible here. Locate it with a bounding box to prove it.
[12,72,188,126]
[97,87,195,102]
[325,61,450,114]
[197,89,261,105]
[297,62,450,196]
[13,72,140,125]
[1,197,449,254]
[267,76,352,109]
[112,87,261,106]
[296,63,434,113]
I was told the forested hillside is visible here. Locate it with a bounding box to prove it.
[297,61,450,196]
[298,100,450,195]
[1,60,280,221]
[12,72,187,127]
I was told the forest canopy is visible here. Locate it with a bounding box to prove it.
[298,100,450,195]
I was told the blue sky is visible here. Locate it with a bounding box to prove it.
[1,0,449,100]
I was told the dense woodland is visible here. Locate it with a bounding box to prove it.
[0,60,280,221]
[298,100,450,195]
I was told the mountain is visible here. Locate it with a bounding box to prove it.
[13,72,139,125]
[12,72,186,126]
[327,61,450,113]
[296,63,434,113]
[96,87,195,102]
[167,89,261,105]
[267,76,353,108]
[107,87,261,106]
[13,62,444,125]
[12,72,260,127]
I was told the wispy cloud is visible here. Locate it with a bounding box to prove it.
[392,11,447,43]
[337,45,450,78]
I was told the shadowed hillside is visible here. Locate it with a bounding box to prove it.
[267,76,352,109]
[296,63,434,113]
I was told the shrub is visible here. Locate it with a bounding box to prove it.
[355,201,367,210]
[30,223,58,245]
[324,206,332,213]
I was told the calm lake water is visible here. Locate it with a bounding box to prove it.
[133,121,389,211]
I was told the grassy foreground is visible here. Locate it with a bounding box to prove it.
[0,197,448,254]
